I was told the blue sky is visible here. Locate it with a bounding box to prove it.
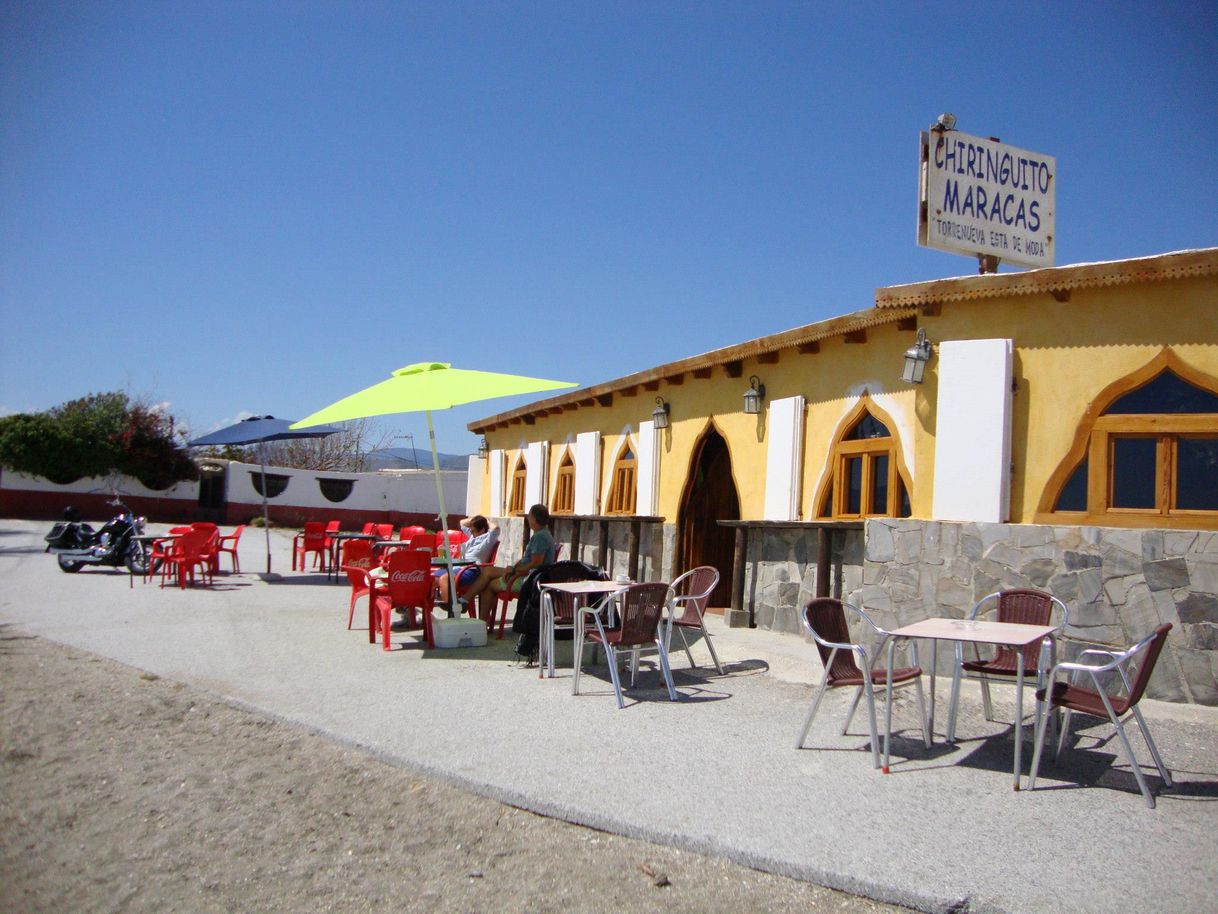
[2,1,1216,456]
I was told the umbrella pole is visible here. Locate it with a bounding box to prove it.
[260,443,272,574]
[426,411,456,617]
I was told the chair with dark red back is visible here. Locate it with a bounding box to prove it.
[573,581,677,709]
[666,566,723,674]
[1029,624,1174,808]
[369,549,434,650]
[795,597,929,770]
[946,589,1069,743]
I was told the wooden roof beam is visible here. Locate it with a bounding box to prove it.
[723,360,743,378]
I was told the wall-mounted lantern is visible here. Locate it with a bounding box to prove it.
[901,328,933,384]
[651,397,671,430]
[743,375,766,414]
[477,437,489,459]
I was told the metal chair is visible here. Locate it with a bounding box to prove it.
[946,589,1069,743]
[573,582,677,709]
[1029,623,1173,808]
[665,566,723,674]
[795,598,929,770]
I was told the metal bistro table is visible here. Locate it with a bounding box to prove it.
[538,579,630,680]
[882,617,1059,789]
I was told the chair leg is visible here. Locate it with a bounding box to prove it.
[700,621,724,675]
[1055,709,1073,762]
[677,626,697,669]
[946,653,964,743]
[1130,706,1173,788]
[1028,697,1050,791]
[980,677,994,721]
[796,676,833,748]
[605,645,626,709]
[840,686,864,735]
[864,678,882,770]
[656,637,677,701]
[913,676,931,749]
[1109,713,1156,808]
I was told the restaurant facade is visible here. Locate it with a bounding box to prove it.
[468,248,1218,704]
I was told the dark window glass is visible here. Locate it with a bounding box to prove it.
[897,477,911,518]
[1105,371,1218,415]
[819,482,833,517]
[1055,458,1089,511]
[847,413,890,440]
[1175,438,1218,511]
[316,478,354,503]
[1110,438,1157,509]
[845,457,863,514]
[871,454,889,514]
[250,472,290,498]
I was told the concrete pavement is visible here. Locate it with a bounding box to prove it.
[2,519,1216,914]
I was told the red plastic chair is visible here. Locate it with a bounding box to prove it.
[406,532,437,555]
[439,529,468,555]
[341,539,376,629]
[361,522,376,535]
[162,528,214,589]
[292,522,328,572]
[216,524,245,573]
[191,522,220,575]
[369,549,434,650]
[374,523,395,539]
[399,525,426,540]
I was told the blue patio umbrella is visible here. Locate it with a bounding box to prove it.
[188,416,342,574]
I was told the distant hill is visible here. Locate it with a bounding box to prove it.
[364,447,470,471]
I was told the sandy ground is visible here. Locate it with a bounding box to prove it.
[0,633,906,914]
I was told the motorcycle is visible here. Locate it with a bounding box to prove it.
[44,500,151,575]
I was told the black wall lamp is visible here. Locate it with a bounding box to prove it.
[651,397,671,430]
[901,328,933,384]
[743,375,766,414]
[477,437,489,459]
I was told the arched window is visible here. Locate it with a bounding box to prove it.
[552,448,575,515]
[606,440,637,515]
[507,455,527,515]
[1042,353,1218,525]
[813,399,912,519]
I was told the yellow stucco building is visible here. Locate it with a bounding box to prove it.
[469,248,1218,702]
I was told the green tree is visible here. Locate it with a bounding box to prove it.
[0,392,197,489]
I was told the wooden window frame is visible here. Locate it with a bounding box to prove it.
[507,455,527,516]
[552,448,575,515]
[811,396,913,520]
[1086,416,1218,520]
[1038,350,1218,528]
[606,440,637,516]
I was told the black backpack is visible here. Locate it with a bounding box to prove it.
[512,560,609,657]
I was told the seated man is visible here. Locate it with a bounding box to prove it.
[461,504,556,631]
[433,515,499,606]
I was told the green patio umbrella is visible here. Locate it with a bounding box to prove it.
[292,362,578,605]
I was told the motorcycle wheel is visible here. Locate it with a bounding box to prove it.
[57,555,85,573]
[124,541,151,576]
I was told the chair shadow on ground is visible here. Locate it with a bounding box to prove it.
[263,573,333,586]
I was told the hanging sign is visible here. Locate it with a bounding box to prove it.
[919,129,1056,269]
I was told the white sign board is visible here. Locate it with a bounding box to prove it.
[919,129,1055,269]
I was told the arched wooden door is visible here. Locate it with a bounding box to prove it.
[677,427,739,608]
